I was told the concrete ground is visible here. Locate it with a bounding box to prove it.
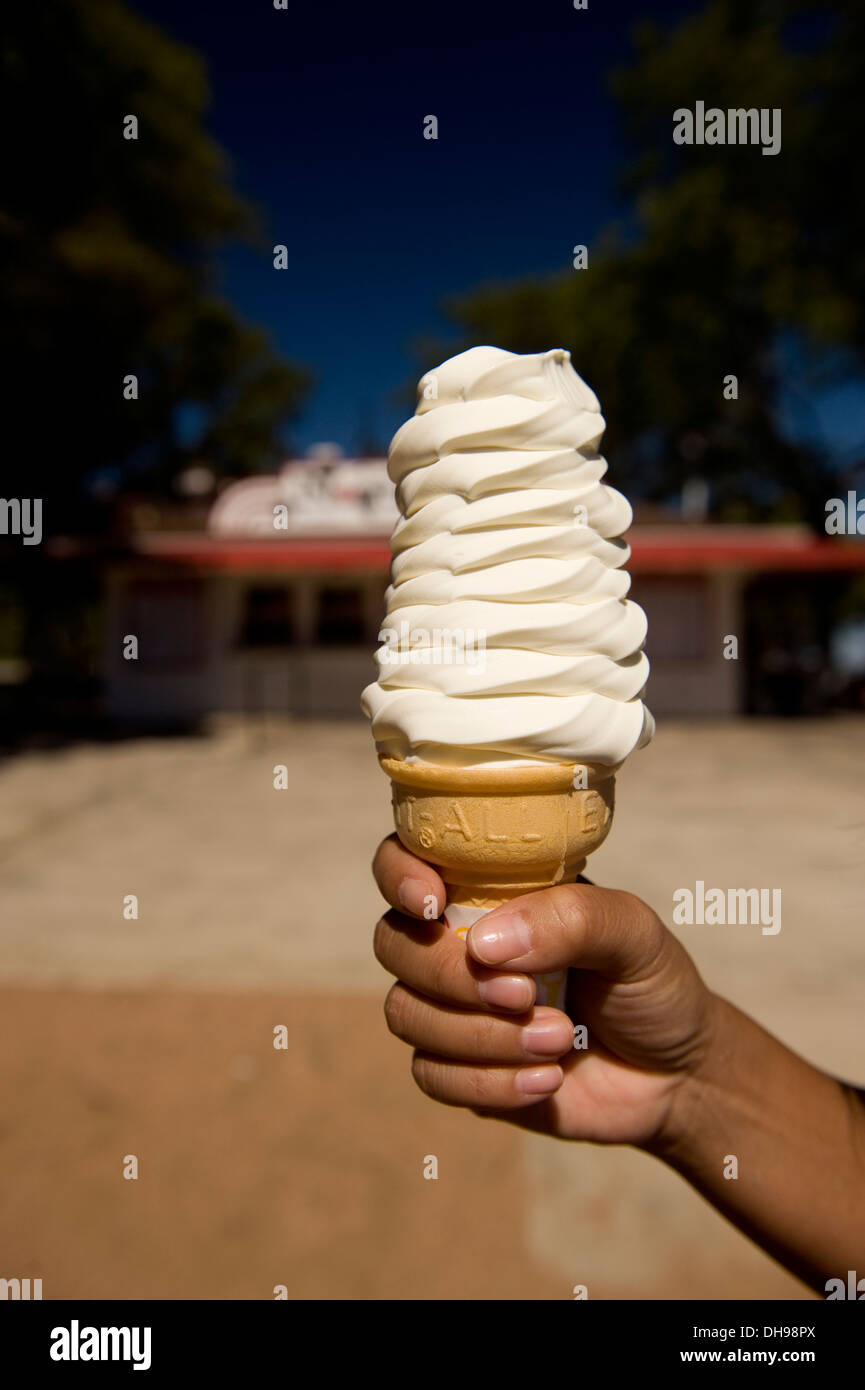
[1,715,863,1299]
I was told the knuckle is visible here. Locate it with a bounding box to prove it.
[372,915,393,969]
[474,1010,502,1058]
[466,1067,499,1107]
[617,891,666,963]
[383,983,411,1041]
[426,943,454,1001]
[371,833,399,886]
[410,1050,435,1098]
[411,1052,501,1109]
[615,888,654,925]
[547,883,590,940]
[411,1053,459,1106]
[370,839,386,878]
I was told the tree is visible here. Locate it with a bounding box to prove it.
[436,0,864,526]
[0,0,311,529]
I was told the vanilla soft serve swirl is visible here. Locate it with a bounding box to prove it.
[361,346,654,767]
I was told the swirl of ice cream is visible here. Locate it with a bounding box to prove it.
[361,346,654,768]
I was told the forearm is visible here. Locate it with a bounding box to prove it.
[649,993,865,1293]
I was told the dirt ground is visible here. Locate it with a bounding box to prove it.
[1,715,862,1299]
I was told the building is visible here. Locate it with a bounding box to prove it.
[103,455,865,725]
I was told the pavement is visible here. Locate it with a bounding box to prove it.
[1,715,862,1298]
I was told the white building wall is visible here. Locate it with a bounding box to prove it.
[105,565,747,723]
[638,570,744,717]
[105,568,382,721]
[103,567,221,722]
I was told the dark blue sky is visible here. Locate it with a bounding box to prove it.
[133,0,862,464]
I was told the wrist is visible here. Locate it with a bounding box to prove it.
[642,990,733,1165]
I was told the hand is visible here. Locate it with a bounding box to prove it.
[373,834,719,1150]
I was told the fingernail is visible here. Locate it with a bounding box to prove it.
[469,911,531,964]
[522,1017,573,1056]
[398,877,437,918]
[477,976,534,1011]
[515,1065,563,1095]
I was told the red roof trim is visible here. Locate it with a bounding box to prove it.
[130,532,865,573]
[631,541,865,571]
[136,536,392,570]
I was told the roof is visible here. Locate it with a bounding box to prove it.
[208,457,398,537]
[125,526,865,573]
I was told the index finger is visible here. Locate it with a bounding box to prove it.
[372,833,447,921]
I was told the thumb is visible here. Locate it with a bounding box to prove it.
[466,884,666,981]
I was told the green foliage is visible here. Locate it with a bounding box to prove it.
[0,0,310,522]
[437,0,864,525]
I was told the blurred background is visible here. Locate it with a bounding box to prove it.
[0,0,863,1299]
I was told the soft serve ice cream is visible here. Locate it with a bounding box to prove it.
[361,346,654,768]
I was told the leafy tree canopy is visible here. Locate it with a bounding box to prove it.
[436,0,864,525]
[1,0,311,526]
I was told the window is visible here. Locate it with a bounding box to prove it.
[315,586,365,645]
[239,587,295,648]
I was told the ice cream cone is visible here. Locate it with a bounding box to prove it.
[366,347,653,1015]
[379,755,616,1008]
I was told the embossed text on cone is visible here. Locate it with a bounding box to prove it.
[379,756,617,1008]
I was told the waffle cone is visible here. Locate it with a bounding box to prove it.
[379,755,615,910]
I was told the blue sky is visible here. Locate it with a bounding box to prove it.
[134,0,863,468]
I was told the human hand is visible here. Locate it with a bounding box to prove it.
[373,834,718,1149]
